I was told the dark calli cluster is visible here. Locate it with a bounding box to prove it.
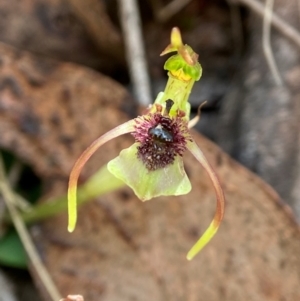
[132,108,191,171]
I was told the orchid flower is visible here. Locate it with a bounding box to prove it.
[68,28,225,260]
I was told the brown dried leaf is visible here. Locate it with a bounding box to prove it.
[67,0,124,63]
[0,42,134,183]
[0,0,123,68]
[39,132,300,301]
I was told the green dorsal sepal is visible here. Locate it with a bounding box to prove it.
[164,51,202,81]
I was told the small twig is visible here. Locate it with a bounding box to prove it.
[4,165,124,226]
[188,101,207,129]
[60,295,84,301]
[238,0,300,50]
[228,1,244,58]
[0,154,62,301]
[7,161,22,188]
[118,0,152,106]
[12,194,32,211]
[262,0,283,85]
[155,0,194,22]
[7,161,32,211]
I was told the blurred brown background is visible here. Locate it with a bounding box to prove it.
[0,0,300,301]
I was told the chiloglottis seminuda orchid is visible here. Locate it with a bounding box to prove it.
[67,27,225,260]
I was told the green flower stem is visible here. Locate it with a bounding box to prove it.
[156,74,195,118]
[5,166,124,225]
[164,74,195,105]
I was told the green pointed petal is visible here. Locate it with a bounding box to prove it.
[107,143,191,201]
[170,27,183,48]
[186,140,225,260]
[68,120,135,232]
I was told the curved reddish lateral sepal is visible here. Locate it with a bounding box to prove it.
[68,120,136,232]
[186,140,225,260]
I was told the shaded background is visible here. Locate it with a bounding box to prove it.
[0,0,300,300]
